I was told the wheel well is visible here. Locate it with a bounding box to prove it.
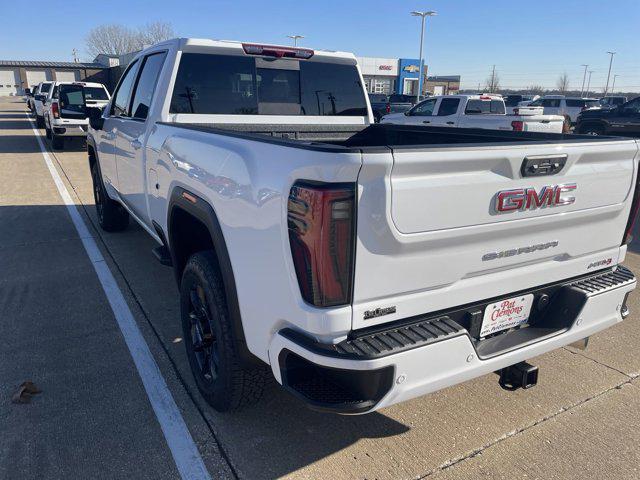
[169,207,216,280]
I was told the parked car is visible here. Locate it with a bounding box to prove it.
[599,96,627,109]
[575,96,640,137]
[368,93,389,122]
[24,86,36,111]
[43,81,110,149]
[528,95,600,126]
[86,38,637,414]
[33,81,54,127]
[369,93,416,122]
[381,94,564,133]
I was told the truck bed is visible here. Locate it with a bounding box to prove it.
[161,122,617,151]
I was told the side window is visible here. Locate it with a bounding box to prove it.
[437,98,460,116]
[52,85,59,99]
[411,98,437,116]
[130,52,167,120]
[623,98,640,113]
[112,61,140,117]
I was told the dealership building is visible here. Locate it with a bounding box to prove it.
[356,56,460,96]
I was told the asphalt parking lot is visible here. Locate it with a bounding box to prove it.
[1,96,639,480]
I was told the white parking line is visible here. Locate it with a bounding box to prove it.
[25,114,212,480]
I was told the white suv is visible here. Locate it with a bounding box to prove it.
[33,81,54,127]
[529,95,600,125]
[43,81,110,149]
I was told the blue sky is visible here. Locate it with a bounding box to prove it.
[2,0,639,91]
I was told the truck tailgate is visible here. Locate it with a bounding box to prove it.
[352,139,639,329]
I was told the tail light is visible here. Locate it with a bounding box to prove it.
[288,181,356,307]
[242,43,314,59]
[385,103,391,114]
[51,102,60,119]
[622,173,640,245]
[511,120,524,132]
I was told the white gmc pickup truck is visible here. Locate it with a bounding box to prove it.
[86,38,638,414]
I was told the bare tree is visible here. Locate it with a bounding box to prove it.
[86,22,174,58]
[485,68,500,93]
[137,22,174,47]
[556,72,570,93]
[527,84,546,95]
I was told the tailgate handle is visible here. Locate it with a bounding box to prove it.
[521,155,567,177]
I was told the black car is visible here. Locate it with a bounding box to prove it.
[575,96,640,137]
[368,93,417,122]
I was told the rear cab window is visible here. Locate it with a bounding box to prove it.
[39,83,51,94]
[169,53,368,116]
[465,99,505,114]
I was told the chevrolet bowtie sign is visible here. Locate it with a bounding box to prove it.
[403,65,420,72]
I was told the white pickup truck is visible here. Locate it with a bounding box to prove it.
[42,81,111,149]
[86,38,638,414]
[381,94,565,133]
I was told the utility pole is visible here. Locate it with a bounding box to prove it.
[580,64,588,96]
[611,74,619,93]
[286,35,304,47]
[604,51,616,96]
[585,70,593,97]
[411,10,437,101]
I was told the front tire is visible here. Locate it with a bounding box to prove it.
[91,163,129,231]
[180,251,268,412]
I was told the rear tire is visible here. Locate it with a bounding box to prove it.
[181,251,268,412]
[91,162,129,232]
[45,127,51,139]
[36,115,44,128]
[51,133,64,150]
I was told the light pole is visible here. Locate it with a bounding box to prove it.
[286,35,304,47]
[585,70,593,96]
[411,10,437,101]
[580,64,588,96]
[604,51,616,96]
[611,74,619,93]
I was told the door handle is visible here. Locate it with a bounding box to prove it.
[101,132,115,141]
[446,121,455,125]
[130,139,142,150]
[422,120,430,124]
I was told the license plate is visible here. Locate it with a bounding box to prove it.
[480,294,534,338]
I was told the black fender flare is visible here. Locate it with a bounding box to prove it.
[576,120,607,134]
[167,187,260,366]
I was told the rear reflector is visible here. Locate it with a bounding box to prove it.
[511,120,524,132]
[242,43,314,59]
[288,182,356,307]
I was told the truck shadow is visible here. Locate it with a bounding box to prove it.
[94,218,411,479]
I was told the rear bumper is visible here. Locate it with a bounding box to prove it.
[52,124,88,137]
[268,266,635,414]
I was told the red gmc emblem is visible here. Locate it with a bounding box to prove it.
[495,184,577,213]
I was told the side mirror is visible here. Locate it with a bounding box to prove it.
[25,88,31,96]
[35,94,45,102]
[87,107,104,130]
